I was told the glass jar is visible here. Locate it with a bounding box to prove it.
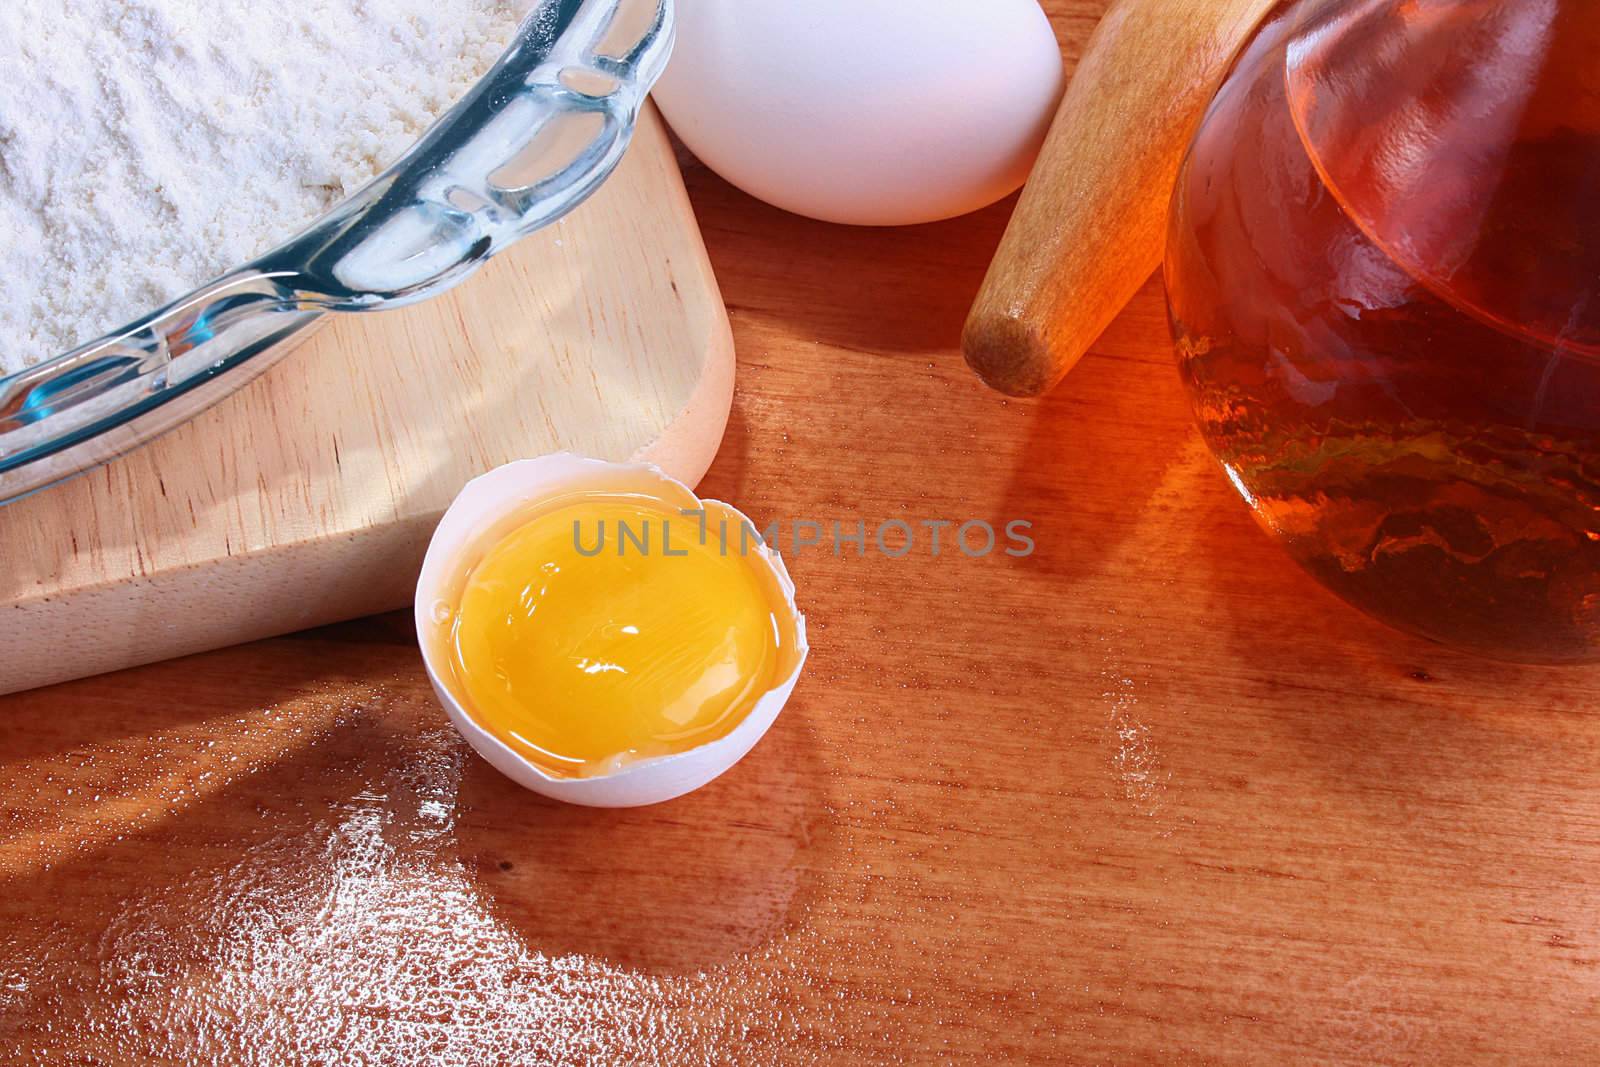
[1166,0,1600,662]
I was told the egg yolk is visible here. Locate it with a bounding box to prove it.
[446,495,784,778]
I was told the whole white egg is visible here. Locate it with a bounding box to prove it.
[653,0,1066,226]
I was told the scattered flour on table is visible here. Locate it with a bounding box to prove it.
[0,0,531,375]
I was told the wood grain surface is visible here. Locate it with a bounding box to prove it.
[5,2,1600,1062]
[0,105,733,697]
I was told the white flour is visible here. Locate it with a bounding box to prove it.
[0,0,529,375]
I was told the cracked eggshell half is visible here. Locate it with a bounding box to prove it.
[415,453,807,807]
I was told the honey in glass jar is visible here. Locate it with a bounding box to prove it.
[1166,0,1600,662]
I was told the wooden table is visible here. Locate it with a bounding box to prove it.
[6,5,1600,1062]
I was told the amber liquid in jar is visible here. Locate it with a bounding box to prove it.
[1166,1,1600,662]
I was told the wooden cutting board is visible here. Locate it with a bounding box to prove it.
[0,105,733,697]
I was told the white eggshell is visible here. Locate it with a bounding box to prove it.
[653,0,1065,226]
[415,454,807,808]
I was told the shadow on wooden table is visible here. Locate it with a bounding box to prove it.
[689,167,1009,360]
[997,294,1203,590]
[454,698,832,976]
[0,645,360,764]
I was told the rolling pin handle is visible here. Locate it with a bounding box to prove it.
[961,0,1279,397]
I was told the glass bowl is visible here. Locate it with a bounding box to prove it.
[0,0,672,504]
[1166,0,1600,663]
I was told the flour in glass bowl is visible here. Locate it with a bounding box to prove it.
[0,0,532,376]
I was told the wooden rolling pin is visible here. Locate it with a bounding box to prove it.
[962,0,1279,397]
